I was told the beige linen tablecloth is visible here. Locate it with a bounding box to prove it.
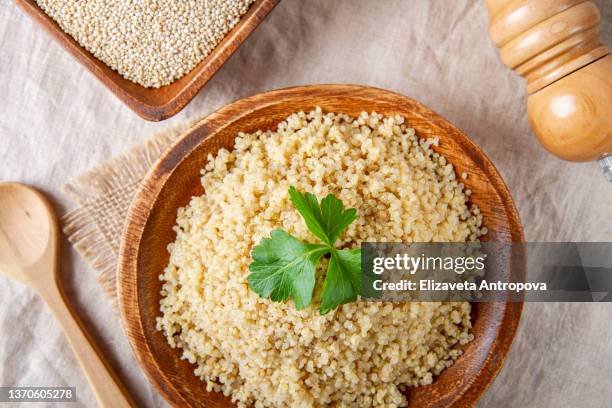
[1,1,611,407]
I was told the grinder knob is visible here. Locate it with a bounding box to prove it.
[486,0,612,177]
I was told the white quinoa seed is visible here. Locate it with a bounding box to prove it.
[157,109,484,408]
[35,0,255,88]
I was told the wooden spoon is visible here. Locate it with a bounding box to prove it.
[0,182,134,408]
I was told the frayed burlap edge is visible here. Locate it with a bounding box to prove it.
[61,126,186,302]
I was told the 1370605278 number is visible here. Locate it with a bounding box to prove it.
[0,387,76,402]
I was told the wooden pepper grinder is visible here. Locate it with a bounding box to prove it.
[486,0,612,180]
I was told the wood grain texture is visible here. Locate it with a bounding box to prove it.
[528,54,612,161]
[0,183,135,408]
[117,85,525,408]
[486,0,609,93]
[13,0,279,121]
[486,0,612,163]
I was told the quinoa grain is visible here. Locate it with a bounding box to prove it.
[35,0,255,88]
[157,109,483,408]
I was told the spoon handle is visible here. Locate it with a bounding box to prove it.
[40,285,136,408]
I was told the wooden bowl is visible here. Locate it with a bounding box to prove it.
[14,0,279,121]
[118,85,524,407]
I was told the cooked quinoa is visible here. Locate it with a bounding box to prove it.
[157,109,485,408]
[35,0,255,88]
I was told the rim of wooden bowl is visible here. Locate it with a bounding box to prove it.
[118,84,524,408]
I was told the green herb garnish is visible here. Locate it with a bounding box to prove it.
[248,187,361,314]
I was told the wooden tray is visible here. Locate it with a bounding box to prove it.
[14,0,279,121]
[118,85,524,407]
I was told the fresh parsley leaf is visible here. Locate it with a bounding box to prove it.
[248,229,329,310]
[319,248,361,314]
[248,187,361,314]
[288,186,357,245]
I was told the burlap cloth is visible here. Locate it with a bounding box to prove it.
[2,0,612,407]
[62,131,180,303]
